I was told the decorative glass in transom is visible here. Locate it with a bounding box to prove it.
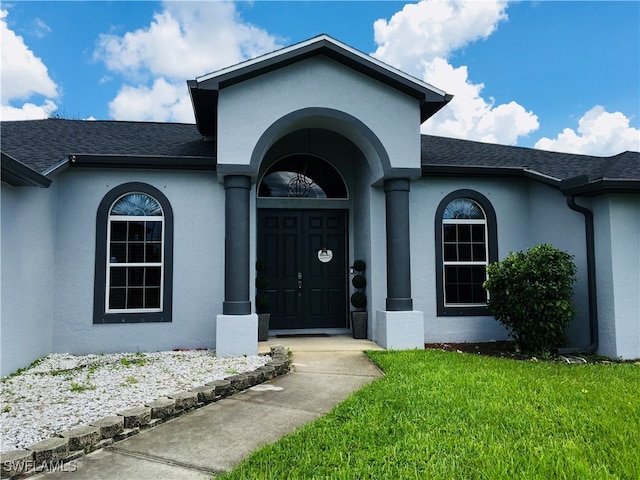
[111,193,162,216]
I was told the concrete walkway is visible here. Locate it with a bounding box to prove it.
[36,336,383,479]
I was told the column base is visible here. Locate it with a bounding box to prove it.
[215,314,258,357]
[375,310,424,350]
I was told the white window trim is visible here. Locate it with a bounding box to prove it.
[105,211,165,314]
[442,215,489,308]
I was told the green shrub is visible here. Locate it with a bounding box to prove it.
[350,292,367,309]
[352,274,366,289]
[353,260,366,273]
[483,244,577,354]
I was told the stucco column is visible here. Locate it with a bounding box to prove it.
[384,178,413,311]
[223,175,251,315]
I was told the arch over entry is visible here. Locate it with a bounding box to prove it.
[250,107,391,179]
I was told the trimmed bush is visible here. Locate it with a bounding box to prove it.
[353,260,366,273]
[350,292,367,309]
[350,260,367,311]
[352,274,366,289]
[483,244,577,354]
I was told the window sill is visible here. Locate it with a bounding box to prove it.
[94,312,171,324]
[437,305,491,317]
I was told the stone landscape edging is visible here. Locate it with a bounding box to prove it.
[1,345,291,479]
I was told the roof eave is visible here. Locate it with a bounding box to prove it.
[421,164,561,188]
[1,152,52,187]
[560,176,640,196]
[421,94,454,123]
[68,154,217,170]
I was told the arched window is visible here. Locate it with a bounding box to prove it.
[258,155,347,199]
[94,183,173,323]
[435,190,497,316]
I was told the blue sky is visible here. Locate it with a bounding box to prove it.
[2,1,639,155]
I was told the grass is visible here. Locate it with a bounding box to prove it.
[219,349,640,479]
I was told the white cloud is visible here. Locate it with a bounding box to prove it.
[108,78,193,123]
[535,106,640,156]
[372,0,537,146]
[95,1,283,121]
[373,0,508,76]
[1,9,59,119]
[0,99,58,121]
[418,57,539,144]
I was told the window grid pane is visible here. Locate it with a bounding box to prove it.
[442,201,489,306]
[445,266,488,304]
[107,209,163,313]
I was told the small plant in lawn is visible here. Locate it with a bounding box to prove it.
[483,244,577,355]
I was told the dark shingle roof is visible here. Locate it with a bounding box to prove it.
[2,119,637,194]
[421,134,639,183]
[1,119,215,174]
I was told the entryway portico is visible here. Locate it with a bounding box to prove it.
[187,34,451,356]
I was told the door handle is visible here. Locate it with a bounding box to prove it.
[297,272,302,296]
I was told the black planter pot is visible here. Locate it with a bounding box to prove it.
[351,311,368,339]
[258,313,270,341]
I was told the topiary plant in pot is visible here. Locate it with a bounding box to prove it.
[255,260,270,341]
[350,259,367,339]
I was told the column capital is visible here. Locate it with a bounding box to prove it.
[383,177,410,193]
[224,175,251,190]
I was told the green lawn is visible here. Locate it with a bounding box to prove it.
[220,350,640,479]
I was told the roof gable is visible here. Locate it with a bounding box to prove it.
[188,34,452,137]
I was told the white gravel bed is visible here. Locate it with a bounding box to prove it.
[1,350,269,452]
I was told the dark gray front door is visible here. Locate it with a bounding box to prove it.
[258,209,348,330]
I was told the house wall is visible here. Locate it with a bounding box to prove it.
[592,194,640,359]
[410,176,590,346]
[51,168,224,355]
[527,183,591,348]
[217,55,421,177]
[1,183,57,376]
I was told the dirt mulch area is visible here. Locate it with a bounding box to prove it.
[425,341,526,359]
[424,341,626,364]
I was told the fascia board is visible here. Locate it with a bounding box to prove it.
[422,164,561,188]
[195,35,448,100]
[1,152,52,187]
[68,154,216,170]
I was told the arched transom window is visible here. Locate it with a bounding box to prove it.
[258,155,347,199]
[106,192,164,312]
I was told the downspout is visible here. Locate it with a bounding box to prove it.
[558,195,598,354]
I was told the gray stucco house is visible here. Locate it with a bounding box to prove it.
[2,35,639,376]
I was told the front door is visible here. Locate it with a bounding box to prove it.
[258,209,348,330]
